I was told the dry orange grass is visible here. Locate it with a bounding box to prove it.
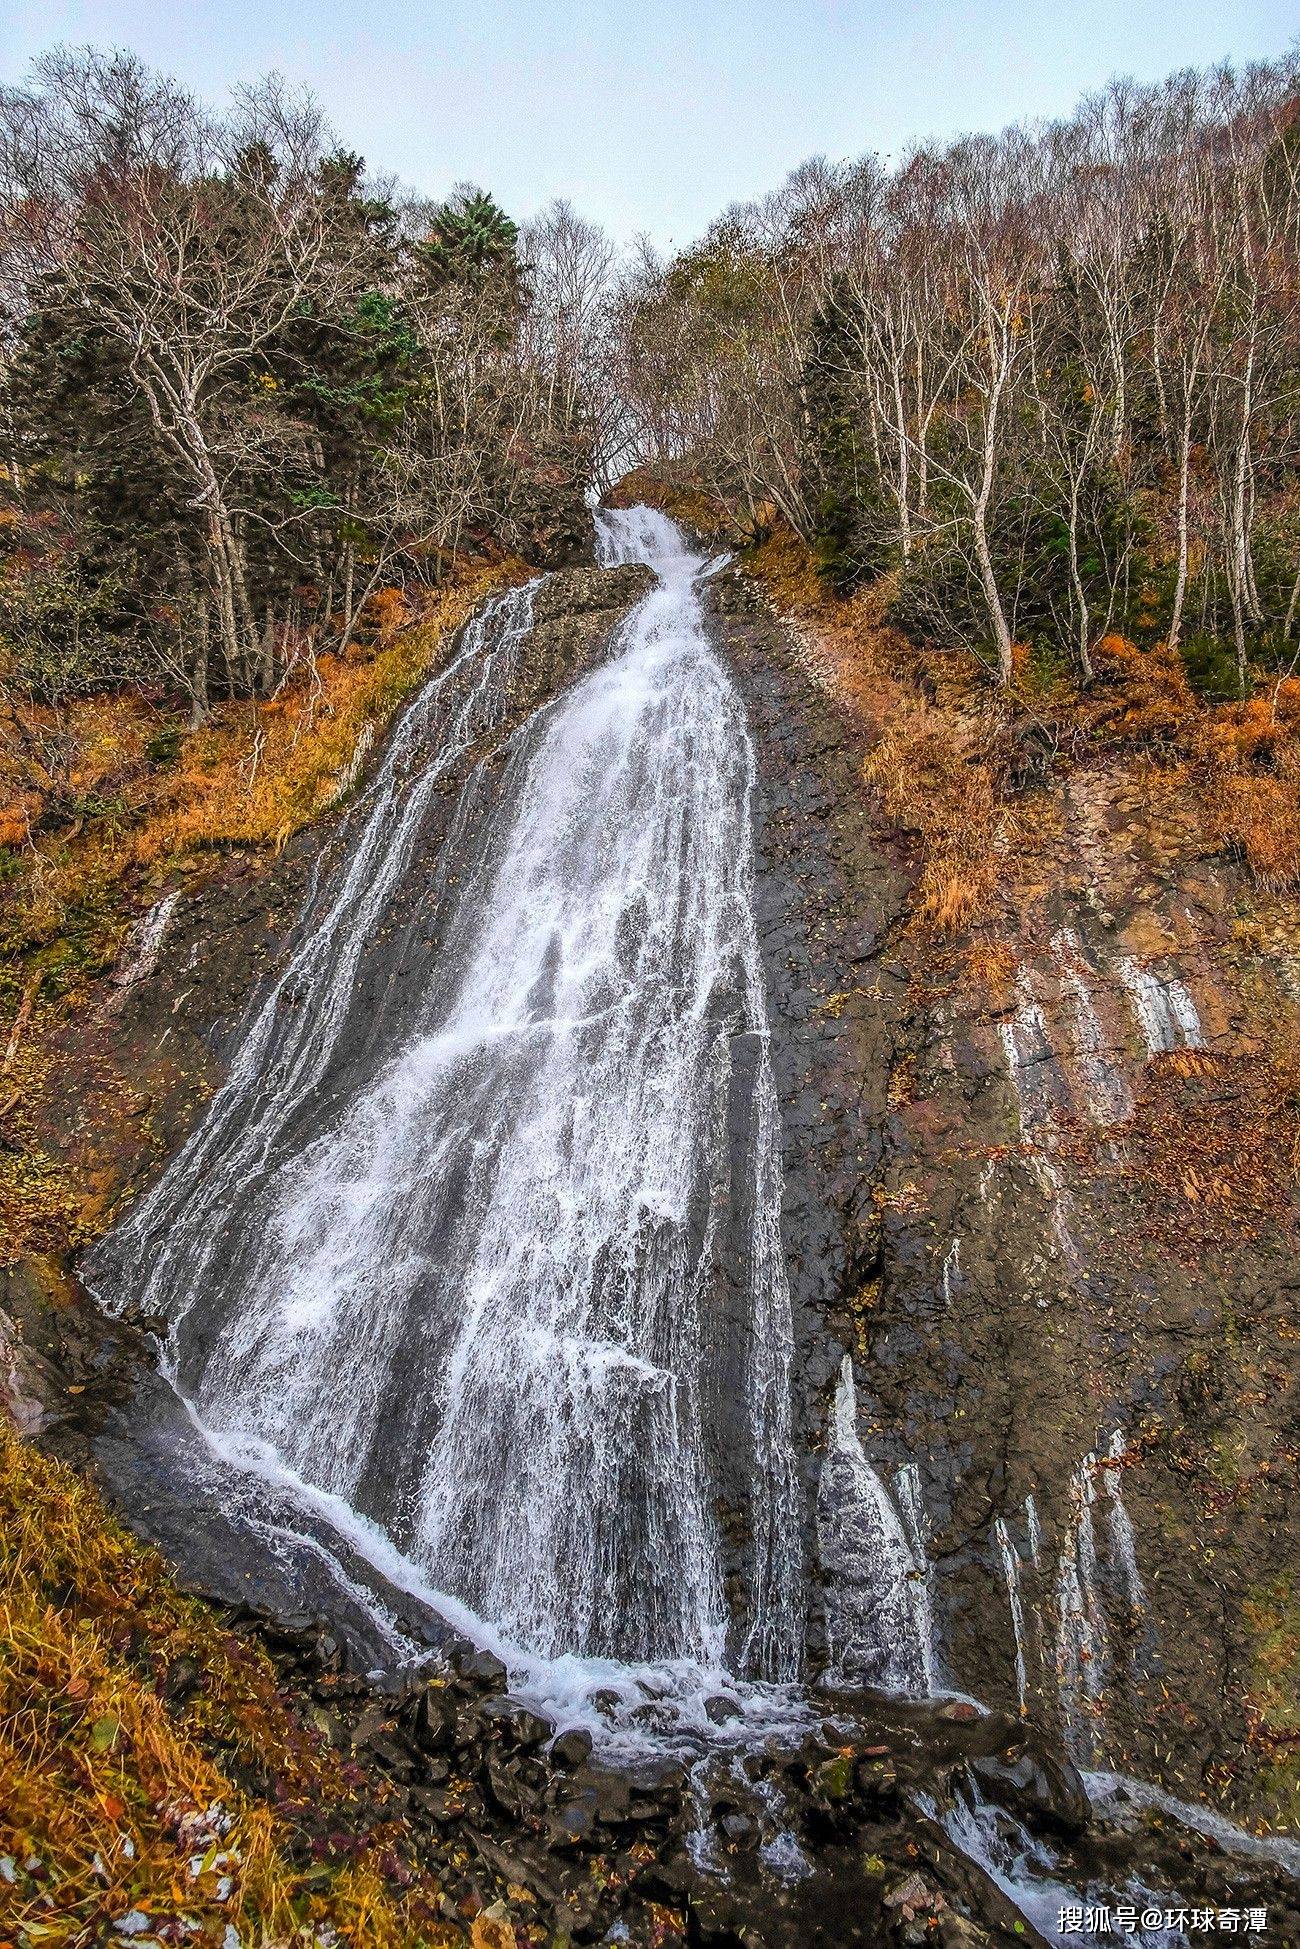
[864,702,1003,932]
[0,1417,466,1948]
[1080,638,1300,892]
[1196,684,1300,893]
[744,524,1007,935]
[1086,633,1197,749]
[1,563,520,991]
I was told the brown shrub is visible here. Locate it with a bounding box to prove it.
[1087,634,1196,748]
[1198,695,1300,891]
[0,562,519,990]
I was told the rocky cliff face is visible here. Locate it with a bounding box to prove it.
[707,563,1300,1838]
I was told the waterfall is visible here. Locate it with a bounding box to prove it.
[1117,958,1204,1055]
[994,1516,1029,1715]
[1056,1451,1107,1762]
[88,508,801,1696]
[817,1354,934,1694]
[1051,927,1132,1126]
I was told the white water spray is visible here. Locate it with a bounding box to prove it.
[89,510,802,1716]
[994,1517,1029,1715]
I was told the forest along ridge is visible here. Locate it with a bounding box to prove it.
[2,40,1300,1949]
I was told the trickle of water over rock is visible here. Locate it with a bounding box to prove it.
[1118,957,1204,1055]
[1057,1452,1107,1763]
[895,1460,939,1680]
[1054,1434,1152,1764]
[817,1354,934,1694]
[999,971,1087,1276]
[1051,927,1132,1126]
[89,509,803,1698]
[940,1237,962,1304]
[1101,1430,1155,1689]
[998,977,1061,1145]
[994,1516,1030,1715]
[113,888,181,989]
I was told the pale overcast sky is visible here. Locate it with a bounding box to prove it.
[2,1,1295,247]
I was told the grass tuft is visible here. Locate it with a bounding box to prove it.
[0,1416,468,1948]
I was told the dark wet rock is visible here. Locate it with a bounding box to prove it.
[550,1727,594,1770]
[972,1745,1091,1837]
[853,1754,900,1803]
[531,563,652,621]
[637,1852,696,1901]
[581,1765,631,1825]
[483,1750,538,1821]
[547,1785,600,1846]
[450,1643,509,1691]
[480,1698,551,1748]
[411,1681,457,1752]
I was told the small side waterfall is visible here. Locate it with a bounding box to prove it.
[1051,927,1132,1126]
[1054,1434,1153,1762]
[817,1354,934,1694]
[998,973,1085,1272]
[940,1237,962,1304]
[994,1516,1029,1715]
[1102,1430,1149,1620]
[1118,958,1204,1054]
[1056,1451,1107,1761]
[89,509,802,1703]
[112,888,181,990]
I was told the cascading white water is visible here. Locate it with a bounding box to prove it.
[817,1353,934,1693]
[89,508,801,1699]
[1117,958,1204,1055]
[1057,1450,1107,1762]
[1051,927,1133,1127]
[994,1516,1030,1716]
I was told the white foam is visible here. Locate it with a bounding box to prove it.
[817,1355,934,1694]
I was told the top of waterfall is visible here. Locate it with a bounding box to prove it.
[594,504,707,583]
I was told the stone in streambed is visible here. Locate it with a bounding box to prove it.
[450,1643,509,1690]
[548,1785,600,1846]
[480,1697,551,1748]
[972,1745,1090,1837]
[550,1727,594,1769]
